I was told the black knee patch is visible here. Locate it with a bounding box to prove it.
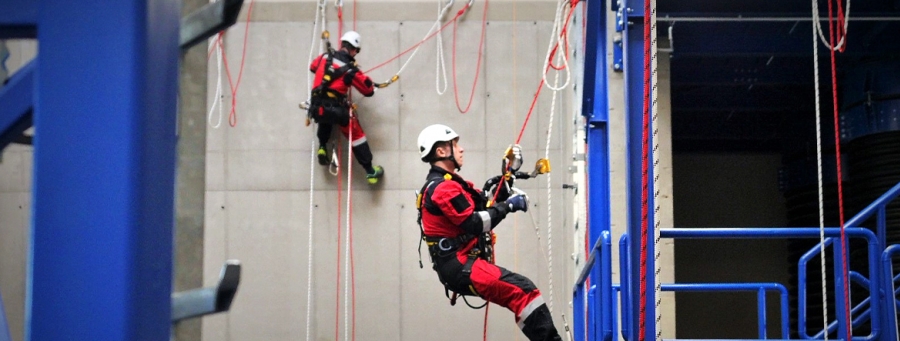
[498,266,537,293]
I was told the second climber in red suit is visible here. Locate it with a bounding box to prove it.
[415,124,563,341]
[308,30,384,184]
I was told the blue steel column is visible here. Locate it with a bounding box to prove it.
[581,0,612,339]
[30,0,180,340]
[623,1,655,340]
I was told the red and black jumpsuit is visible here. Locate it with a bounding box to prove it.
[309,50,377,171]
[419,166,562,341]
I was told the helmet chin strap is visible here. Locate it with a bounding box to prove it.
[433,141,461,171]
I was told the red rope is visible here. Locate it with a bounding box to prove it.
[338,7,344,39]
[450,1,488,114]
[363,5,467,74]
[219,0,255,127]
[353,0,357,32]
[826,0,851,339]
[637,0,652,338]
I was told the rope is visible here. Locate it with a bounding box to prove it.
[811,1,830,337]
[812,0,851,51]
[396,0,454,78]
[435,0,452,95]
[207,35,225,128]
[334,144,343,341]
[541,0,571,92]
[637,0,653,338]
[451,0,489,113]
[649,0,662,338]
[825,0,852,338]
[221,0,255,127]
[363,6,467,74]
[305,140,317,341]
[343,124,353,341]
[544,68,559,313]
[308,0,327,102]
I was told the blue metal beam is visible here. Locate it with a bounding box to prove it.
[579,0,612,338]
[29,0,179,340]
[0,60,33,151]
[0,0,37,39]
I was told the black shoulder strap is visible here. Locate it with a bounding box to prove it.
[416,178,444,268]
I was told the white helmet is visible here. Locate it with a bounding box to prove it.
[341,31,361,49]
[417,124,459,161]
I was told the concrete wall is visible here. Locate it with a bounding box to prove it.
[0,39,36,341]
[201,1,579,339]
[0,1,680,340]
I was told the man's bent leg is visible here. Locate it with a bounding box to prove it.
[468,259,562,341]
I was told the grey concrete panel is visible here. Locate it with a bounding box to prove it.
[398,21,488,153]
[0,151,27,192]
[485,21,542,152]
[206,151,225,191]
[353,21,402,152]
[337,190,403,340]
[224,191,309,340]
[223,22,314,152]
[243,1,559,22]
[201,193,228,341]
[225,150,306,191]
[0,193,29,341]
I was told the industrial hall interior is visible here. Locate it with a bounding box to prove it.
[1,0,899,340]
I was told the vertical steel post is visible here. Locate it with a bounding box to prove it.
[623,0,655,340]
[832,238,849,341]
[582,0,612,338]
[30,0,180,339]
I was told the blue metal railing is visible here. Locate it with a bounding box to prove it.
[662,228,882,341]
[612,283,788,340]
[882,244,900,341]
[574,231,613,341]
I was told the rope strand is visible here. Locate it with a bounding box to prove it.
[305,140,317,341]
[811,1,831,337]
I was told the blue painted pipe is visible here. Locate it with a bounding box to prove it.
[881,245,900,341]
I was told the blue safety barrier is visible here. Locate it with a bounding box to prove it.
[663,228,882,341]
[574,231,613,341]
[882,245,900,341]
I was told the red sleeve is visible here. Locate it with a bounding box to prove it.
[309,54,324,73]
[351,69,376,97]
[431,181,475,227]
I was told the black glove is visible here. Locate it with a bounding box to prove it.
[483,175,515,202]
[505,189,529,212]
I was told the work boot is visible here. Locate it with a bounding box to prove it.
[366,165,384,184]
[317,146,329,166]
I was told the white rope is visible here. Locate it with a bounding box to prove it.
[307,0,327,102]
[650,0,662,339]
[811,0,831,337]
[811,0,852,51]
[541,0,571,92]
[395,0,454,78]
[207,39,225,128]
[343,118,353,341]
[305,140,316,341]
[435,0,452,95]
[544,66,560,314]
[304,3,326,336]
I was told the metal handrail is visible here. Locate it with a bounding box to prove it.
[574,230,612,341]
[881,244,900,341]
[660,227,882,341]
